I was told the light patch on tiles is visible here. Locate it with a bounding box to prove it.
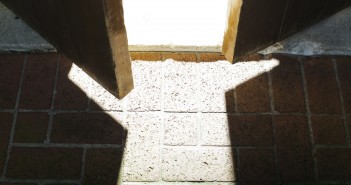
[199,59,279,112]
[67,63,92,99]
[65,58,280,182]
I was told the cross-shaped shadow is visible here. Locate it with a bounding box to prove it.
[0,53,126,185]
[1,53,350,185]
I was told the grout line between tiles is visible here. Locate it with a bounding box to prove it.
[2,108,346,117]
[86,73,93,112]
[235,148,240,184]
[0,110,15,113]
[267,68,280,184]
[122,181,238,185]
[119,97,127,183]
[314,144,351,149]
[267,71,275,114]
[11,143,122,149]
[1,55,27,178]
[299,57,319,181]
[333,58,351,146]
[159,59,166,182]
[0,179,79,184]
[195,52,200,62]
[79,148,87,185]
[119,60,128,171]
[233,90,238,112]
[162,145,274,150]
[161,52,165,61]
[196,60,202,147]
[2,55,28,177]
[45,54,60,143]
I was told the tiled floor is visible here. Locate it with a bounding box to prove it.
[0,53,350,185]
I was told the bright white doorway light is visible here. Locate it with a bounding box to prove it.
[123,0,228,52]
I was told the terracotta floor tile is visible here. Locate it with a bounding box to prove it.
[303,57,342,114]
[6,147,82,179]
[312,115,347,145]
[83,148,123,185]
[239,148,277,185]
[271,55,305,113]
[229,115,273,146]
[54,56,89,110]
[0,113,13,175]
[0,55,25,109]
[19,54,58,109]
[14,112,49,143]
[317,148,351,181]
[335,57,351,114]
[51,113,125,144]
[235,73,270,113]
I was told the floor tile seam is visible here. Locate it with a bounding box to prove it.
[267,63,280,184]
[45,54,60,143]
[0,178,79,184]
[1,55,27,178]
[11,143,122,149]
[332,58,351,146]
[299,56,318,180]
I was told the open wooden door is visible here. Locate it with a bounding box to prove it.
[0,0,133,98]
[223,0,351,63]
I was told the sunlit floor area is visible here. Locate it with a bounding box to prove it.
[0,53,350,185]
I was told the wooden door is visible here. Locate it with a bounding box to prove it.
[0,0,133,98]
[222,0,351,63]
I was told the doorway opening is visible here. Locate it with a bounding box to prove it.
[123,0,229,52]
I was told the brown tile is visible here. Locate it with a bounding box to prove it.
[335,57,351,114]
[274,115,314,182]
[236,73,270,113]
[163,52,197,62]
[316,148,351,181]
[271,55,305,113]
[0,55,25,109]
[14,113,49,143]
[19,54,58,109]
[0,113,13,175]
[239,53,264,61]
[54,56,89,110]
[303,57,342,114]
[6,147,82,179]
[51,113,125,144]
[312,116,346,145]
[239,148,277,185]
[276,147,314,182]
[229,115,273,146]
[83,148,123,185]
[130,52,162,61]
[274,115,310,147]
[198,52,226,62]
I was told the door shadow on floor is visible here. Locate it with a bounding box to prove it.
[225,54,315,185]
[0,53,126,185]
